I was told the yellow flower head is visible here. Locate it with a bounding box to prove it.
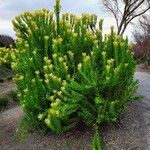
[52,53,57,59]
[106,65,111,72]
[58,57,63,63]
[11,62,17,69]
[77,63,82,70]
[44,65,48,71]
[44,56,48,62]
[35,71,40,75]
[32,51,36,55]
[53,90,57,94]
[57,91,62,96]
[38,114,44,120]
[11,52,16,60]
[125,63,128,67]
[82,53,86,57]
[17,93,21,97]
[102,51,106,56]
[44,118,51,127]
[45,79,49,84]
[48,96,54,101]
[57,77,61,83]
[61,86,66,92]
[23,88,28,93]
[83,55,90,62]
[62,80,67,86]
[68,51,74,57]
[29,58,33,62]
[19,75,24,80]
[32,78,35,83]
[44,35,49,41]
[48,64,53,70]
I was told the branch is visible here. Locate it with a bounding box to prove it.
[127,6,150,25]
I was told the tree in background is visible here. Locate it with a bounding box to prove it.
[133,14,150,68]
[101,0,150,35]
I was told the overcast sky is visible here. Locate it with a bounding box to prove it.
[0,0,134,40]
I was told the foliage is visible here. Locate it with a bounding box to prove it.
[0,35,15,67]
[11,0,138,149]
[133,15,150,68]
[0,47,12,67]
[0,35,15,48]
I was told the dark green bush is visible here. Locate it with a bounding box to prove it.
[11,0,138,149]
[0,35,15,48]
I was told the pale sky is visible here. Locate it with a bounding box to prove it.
[0,0,134,40]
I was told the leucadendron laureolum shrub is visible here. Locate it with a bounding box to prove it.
[11,0,138,149]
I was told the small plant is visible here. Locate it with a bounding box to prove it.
[11,0,138,149]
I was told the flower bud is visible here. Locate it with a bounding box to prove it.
[45,118,51,126]
[35,71,40,75]
[52,54,57,59]
[57,91,62,96]
[44,56,48,62]
[32,51,36,55]
[38,114,44,120]
[58,57,63,63]
[44,35,49,41]
[77,63,82,70]
[61,86,66,92]
[44,65,48,71]
[53,90,57,94]
[45,79,49,84]
[62,80,67,86]
[48,96,54,101]
[32,78,35,83]
[82,53,86,57]
[23,88,28,93]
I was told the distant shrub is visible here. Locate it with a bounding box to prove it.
[0,35,15,68]
[133,36,150,68]
[12,0,138,149]
[0,35,15,48]
[133,15,150,68]
[0,47,12,68]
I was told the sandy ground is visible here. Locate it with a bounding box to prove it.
[0,71,150,150]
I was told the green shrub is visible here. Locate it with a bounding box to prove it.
[11,0,138,149]
[0,47,12,67]
[0,35,15,68]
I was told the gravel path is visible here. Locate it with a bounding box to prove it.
[0,71,150,150]
[135,72,150,149]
